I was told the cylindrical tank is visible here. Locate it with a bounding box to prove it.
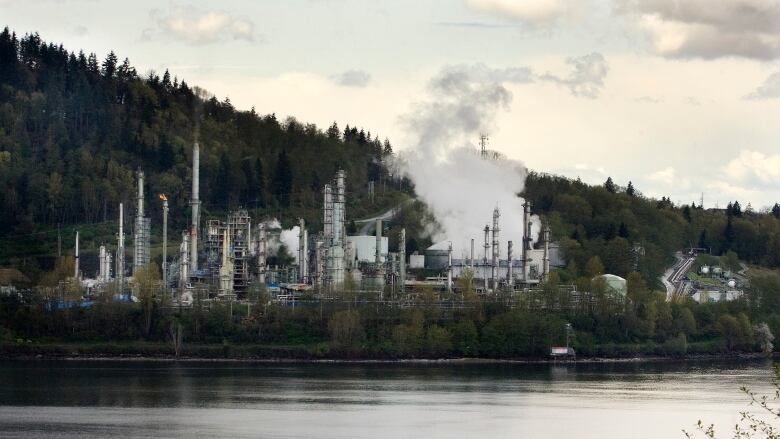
[425,248,449,270]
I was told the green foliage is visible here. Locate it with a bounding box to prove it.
[328,309,365,350]
[0,27,407,280]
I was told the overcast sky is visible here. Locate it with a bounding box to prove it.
[4,0,780,209]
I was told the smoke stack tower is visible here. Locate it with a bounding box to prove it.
[400,228,406,290]
[133,170,151,274]
[74,231,79,279]
[299,218,308,283]
[375,219,382,264]
[521,201,531,283]
[257,223,267,284]
[507,240,514,288]
[542,225,551,280]
[491,207,500,289]
[161,194,169,292]
[483,225,490,291]
[117,203,125,292]
[190,141,201,275]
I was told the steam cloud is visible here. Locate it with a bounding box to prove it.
[398,64,540,258]
[261,219,300,262]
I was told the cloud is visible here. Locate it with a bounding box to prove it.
[429,55,607,100]
[634,95,661,103]
[73,25,88,36]
[143,5,257,44]
[745,72,780,100]
[723,150,780,186]
[330,69,372,87]
[538,52,609,98]
[618,0,780,60]
[466,0,569,25]
[648,166,690,188]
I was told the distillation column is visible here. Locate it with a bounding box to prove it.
[507,240,514,288]
[74,231,79,279]
[521,201,531,283]
[117,203,125,292]
[190,141,201,275]
[491,208,500,289]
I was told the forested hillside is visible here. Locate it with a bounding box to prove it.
[2,26,780,289]
[0,28,407,275]
[525,173,780,287]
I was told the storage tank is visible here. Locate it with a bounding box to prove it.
[425,242,450,270]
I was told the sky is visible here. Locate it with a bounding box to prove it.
[3,0,780,209]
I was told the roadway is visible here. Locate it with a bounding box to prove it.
[662,252,695,301]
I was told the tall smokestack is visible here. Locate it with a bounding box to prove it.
[257,224,267,284]
[299,218,308,282]
[375,219,382,264]
[483,225,490,292]
[543,225,550,280]
[447,242,453,293]
[161,195,168,293]
[335,170,346,245]
[190,141,201,274]
[133,170,150,274]
[491,207,500,289]
[99,245,106,282]
[74,230,79,279]
[470,238,475,270]
[400,228,406,290]
[117,203,124,292]
[323,184,333,244]
[507,240,513,288]
[521,201,531,283]
[137,170,144,218]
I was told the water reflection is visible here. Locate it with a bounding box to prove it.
[0,359,773,439]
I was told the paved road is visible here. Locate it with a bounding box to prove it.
[663,252,695,300]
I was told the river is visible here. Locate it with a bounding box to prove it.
[0,359,774,438]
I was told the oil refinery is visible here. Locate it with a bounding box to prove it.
[70,139,563,307]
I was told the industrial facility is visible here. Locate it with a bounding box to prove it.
[69,138,564,307]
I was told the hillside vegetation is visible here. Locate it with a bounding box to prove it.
[525,173,780,288]
[0,27,407,279]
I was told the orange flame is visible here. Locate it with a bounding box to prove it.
[159,193,167,201]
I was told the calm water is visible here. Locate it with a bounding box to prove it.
[0,359,774,438]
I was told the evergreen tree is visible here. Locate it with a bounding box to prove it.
[326,122,340,140]
[732,200,742,216]
[682,205,691,223]
[604,177,616,193]
[161,69,172,90]
[255,158,266,207]
[86,52,99,74]
[698,229,707,250]
[626,181,635,197]
[273,150,293,207]
[618,222,629,238]
[383,138,393,156]
[101,51,117,78]
[724,216,735,251]
[772,203,780,218]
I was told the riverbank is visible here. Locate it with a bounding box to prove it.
[0,341,768,364]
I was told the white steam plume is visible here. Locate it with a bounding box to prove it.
[262,219,299,261]
[398,64,540,257]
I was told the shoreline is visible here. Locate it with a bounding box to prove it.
[0,352,768,365]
